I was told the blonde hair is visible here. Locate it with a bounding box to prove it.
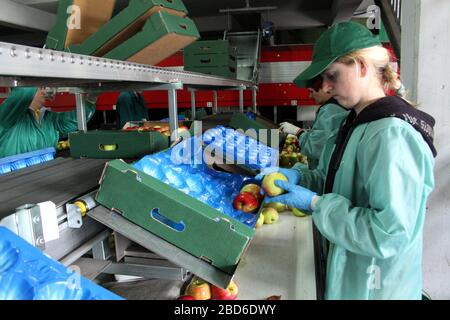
[336,46,413,104]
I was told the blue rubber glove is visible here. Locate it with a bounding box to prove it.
[255,167,301,185]
[265,180,317,212]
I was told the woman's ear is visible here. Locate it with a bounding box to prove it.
[358,58,369,78]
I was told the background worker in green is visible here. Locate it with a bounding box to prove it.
[279,77,349,169]
[257,22,436,299]
[116,91,149,129]
[0,87,96,158]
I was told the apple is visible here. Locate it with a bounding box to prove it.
[266,202,287,213]
[255,213,265,228]
[262,207,279,224]
[233,192,259,213]
[240,183,263,202]
[185,278,211,300]
[211,280,238,300]
[262,172,288,197]
[291,207,307,217]
[152,125,162,132]
[176,295,195,300]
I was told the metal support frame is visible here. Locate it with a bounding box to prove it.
[190,89,196,120]
[92,238,111,261]
[213,90,218,114]
[252,86,257,113]
[75,93,87,132]
[60,229,111,267]
[168,88,179,142]
[274,106,278,124]
[239,88,244,113]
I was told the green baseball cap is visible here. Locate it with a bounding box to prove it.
[294,22,381,88]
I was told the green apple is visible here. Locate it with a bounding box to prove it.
[255,213,265,228]
[262,172,288,197]
[267,202,287,212]
[291,207,307,217]
[262,207,279,224]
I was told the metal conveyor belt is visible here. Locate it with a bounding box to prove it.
[0,157,108,220]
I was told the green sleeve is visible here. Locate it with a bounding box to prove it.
[312,125,434,259]
[116,93,134,129]
[0,88,37,132]
[49,101,96,135]
[299,103,348,161]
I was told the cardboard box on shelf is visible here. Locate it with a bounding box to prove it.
[69,0,188,57]
[104,10,199,66]
[46,0,116,51]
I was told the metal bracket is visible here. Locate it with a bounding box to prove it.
[14,204,45,250]
[65,203,83,229]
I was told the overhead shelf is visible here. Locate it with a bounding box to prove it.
[0,42,255,90]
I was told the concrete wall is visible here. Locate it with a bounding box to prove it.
[401,0,450,300]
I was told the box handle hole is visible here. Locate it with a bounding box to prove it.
[99,144,118,151]
[150,208,185,232]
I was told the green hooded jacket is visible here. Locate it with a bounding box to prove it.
[0,87,95,158]
[294,97,435,299]
[299,99,349,169]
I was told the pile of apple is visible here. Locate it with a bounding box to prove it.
[177,277,238,300]
[56,140,70,151]
[279,134,308,168]
[124,125,189,137]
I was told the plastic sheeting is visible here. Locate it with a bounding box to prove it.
[0,227,122,300]
[133,129,270,227]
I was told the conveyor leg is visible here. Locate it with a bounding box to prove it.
[75,93,88,132]
[168,88,179,142]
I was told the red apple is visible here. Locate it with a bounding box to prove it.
[233,192,259,213]
[211,281,238,300]
[262,172,288,197]
[240,183,263,202]
[185,278,211,300]
[176,295,195,300]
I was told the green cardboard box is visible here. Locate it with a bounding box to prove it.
[95,159,256,274]
[184,40,236,56]
[104,10,200,66]
[185,66,237,79]
[184,53,237,69]
[69,0,188,57]
[69,130,169,159]
[46,0,116,51]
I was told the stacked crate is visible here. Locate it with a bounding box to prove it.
[184,40,238,79]
[46,0,200,66]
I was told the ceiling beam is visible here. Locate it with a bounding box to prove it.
[330,0,364,25]
[0,0,56,31]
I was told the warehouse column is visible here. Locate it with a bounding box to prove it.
[190,89,196,120]
[401,0,450,300]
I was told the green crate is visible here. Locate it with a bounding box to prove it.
[46,0,116,51]
[104,10,199,65]
[184,53,237,69]
[96,159,256,274]
[69,130,169,159]
[68,0,188,56]
[184,40,236,56]
[185,66,237,79]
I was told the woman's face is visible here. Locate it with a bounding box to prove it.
[321,61,363,109]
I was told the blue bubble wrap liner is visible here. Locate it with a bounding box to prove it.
[0,147,56,175]
[133,135,262,227]
[0,227,122,300]
[202,126,278,170]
